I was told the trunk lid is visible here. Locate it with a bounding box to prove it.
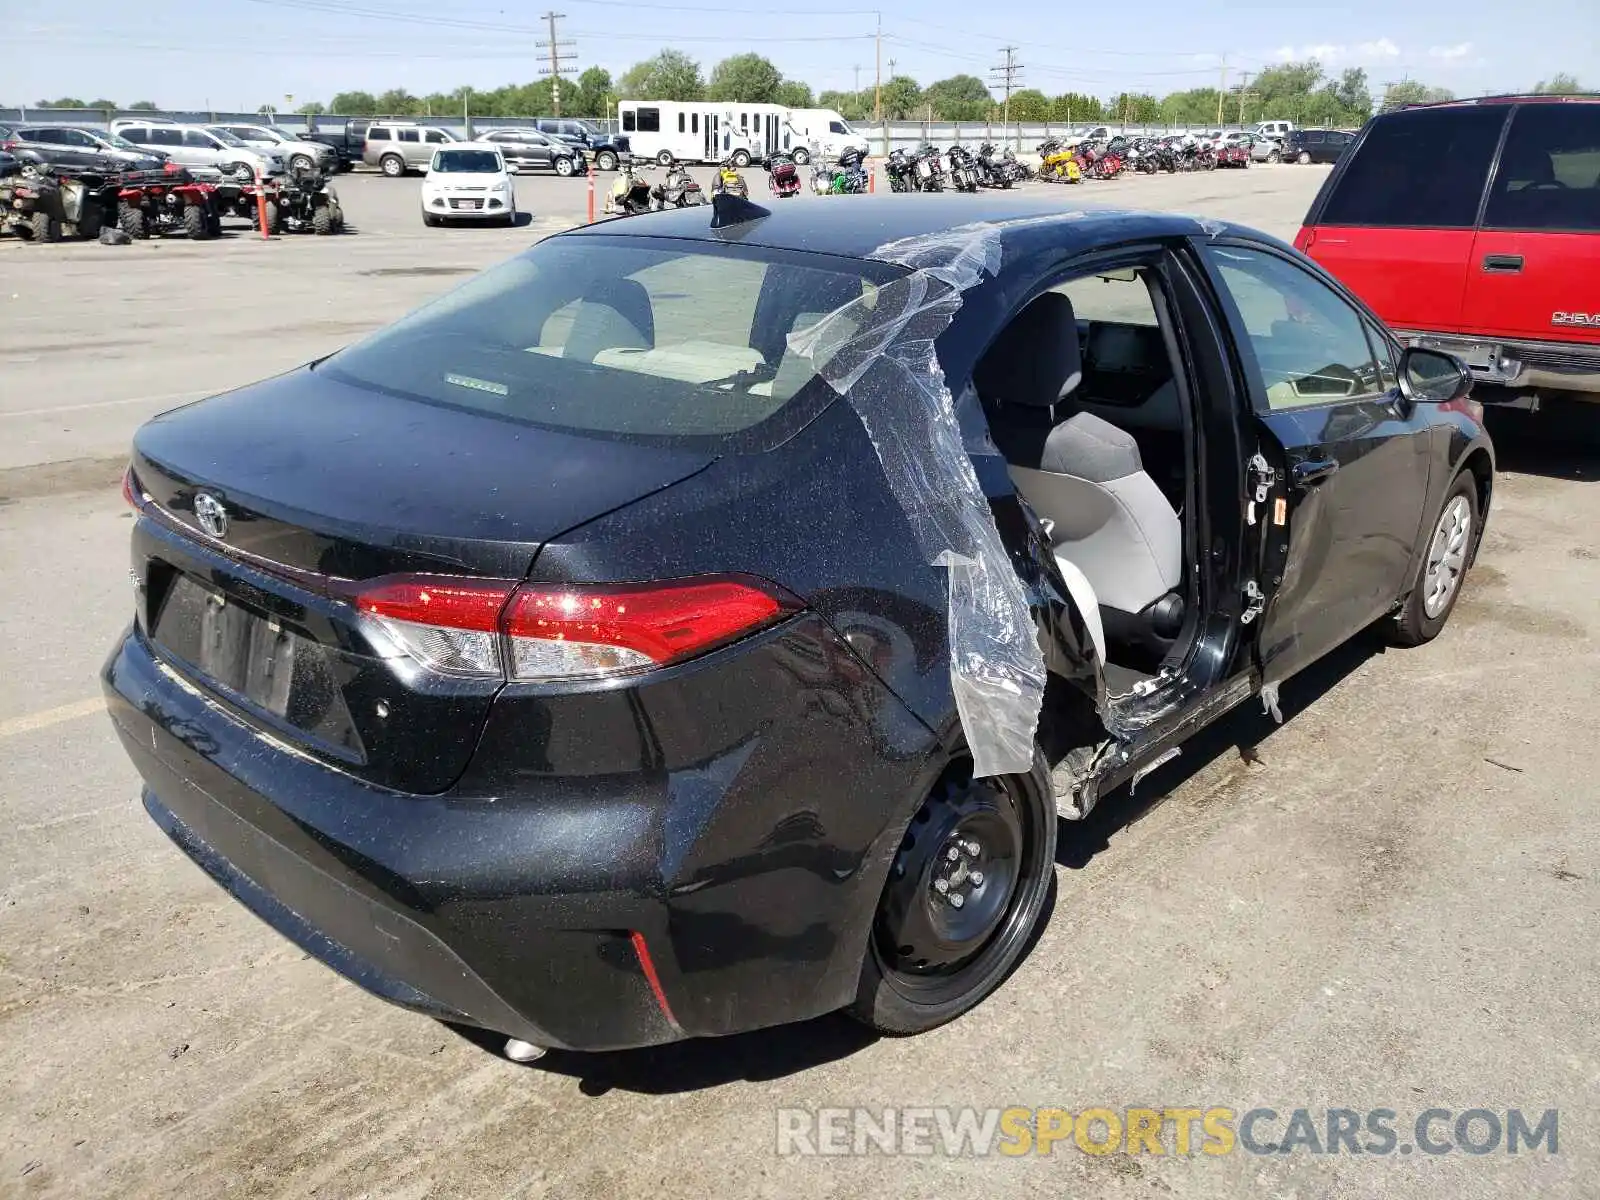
[130,368,715,793]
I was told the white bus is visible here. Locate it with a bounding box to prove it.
[617,100,866,165]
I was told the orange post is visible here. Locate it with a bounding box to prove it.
[869,164,876,193]
[255,179,270,239]
[587,162,596,224]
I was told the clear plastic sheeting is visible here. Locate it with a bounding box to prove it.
[788,221,1047,778]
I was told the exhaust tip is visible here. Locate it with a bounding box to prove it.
[504,1038,547,1063]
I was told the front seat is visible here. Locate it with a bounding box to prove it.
[563,278,655,364]
[977,292,1185,666]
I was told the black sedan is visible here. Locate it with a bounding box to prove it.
[104,196,1492,1058]
[478,127,580,176]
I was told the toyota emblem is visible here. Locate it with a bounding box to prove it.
[193,492,229,539]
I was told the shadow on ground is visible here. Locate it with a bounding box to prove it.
[1485,402,1600,482]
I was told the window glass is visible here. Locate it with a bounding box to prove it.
[1051,269,1158,327]
[1483,103,1600,232]
[1210,246,1386,410]
[829,121,846,134]
[367,128,391,141]
[1364,319,1399,391]
[323,239,887,446]
[1318,105,1507,228]
[425,130,448,144]
[148,128,183,146]
[692,113,699,134]
[636,107,660,133]
[183,130,216,149]
[1306,131,1326,143]
[120,127,148,142]
[678,112,686,133]
[621,109,636,132]
[433,149,500,172]
[398,129,419,143]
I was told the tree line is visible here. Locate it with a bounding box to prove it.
[28,64,1589,123]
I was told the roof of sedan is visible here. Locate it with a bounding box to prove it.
[560,195,1239,260]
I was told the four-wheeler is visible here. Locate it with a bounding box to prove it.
[0,162,66,241]
[115,164,220,240]
[604,160,655,216]
[106,195,1494,1061]
[650,158,705,209]
[276,165,346,234]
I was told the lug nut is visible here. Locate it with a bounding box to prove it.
[933,878,950,894]
[969,870,984,886]
[949,893,965,908]
[946,846,961,862]
[965,839,981,856]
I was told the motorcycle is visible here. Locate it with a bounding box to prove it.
[1036,139,1082,184]
[945,144,983,193]
[651,157,706,208]
[605,161,655,216]
[975,142,1027,188]
[764,151,801,198]
[831,147,869,194]
[884,147,916,193]
[912,143,946,192]
[711,154,749,199]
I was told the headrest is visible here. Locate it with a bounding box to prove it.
[974,291,1083,408]
[1040,411,1143,482]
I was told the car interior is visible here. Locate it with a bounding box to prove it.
[974,267,1196,688]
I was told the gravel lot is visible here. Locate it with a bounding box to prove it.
[2,165,1598,1200]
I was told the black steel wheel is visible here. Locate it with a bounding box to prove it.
[849,750,1056,1034]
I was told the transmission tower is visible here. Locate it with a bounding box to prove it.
[990,46,1024,129]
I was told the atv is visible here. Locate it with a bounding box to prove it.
[0,161,67,242]
[115,163,220,240]
[276,164,345,234]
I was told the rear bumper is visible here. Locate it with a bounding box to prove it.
[1398,330,1600,398]
[104,612,935,1051]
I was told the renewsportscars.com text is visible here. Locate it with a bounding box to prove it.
[775,1106,1559,1158]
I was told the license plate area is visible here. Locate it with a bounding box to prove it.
[151,572,364,759]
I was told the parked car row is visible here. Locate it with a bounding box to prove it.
[356,118,632,176]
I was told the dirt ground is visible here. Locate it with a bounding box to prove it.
[2,166,1597,1199]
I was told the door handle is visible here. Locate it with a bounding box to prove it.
[1481,254,1524,274]
[1292,459,1341,488]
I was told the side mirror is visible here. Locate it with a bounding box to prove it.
[1399,346,1473,404]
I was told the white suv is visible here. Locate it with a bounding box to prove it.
[111,120,284,177]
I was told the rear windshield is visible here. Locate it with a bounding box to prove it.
[433,149,500,172]
[320,236,897,449]
[1317,106,1508,229]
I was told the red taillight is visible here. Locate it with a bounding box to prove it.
[351,574,788,682]
[503,578,784,680]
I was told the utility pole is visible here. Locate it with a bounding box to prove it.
[538,11,577,116]
[990,45,1022,137]
[1236,71,1252,124]
[1216,54,1228,126]
[874,12,883,120]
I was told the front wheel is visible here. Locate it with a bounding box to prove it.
[1298,151,1312,165]
[380,154,405,178]
[29,210,61,243]
[1393,472,1479,647]
[118,202,147,239]
[289,154,313,173]
[554,155,576,177]
[792,147,811,166]
[263,200,281,234]
[657,150,675,167]
[591,150,615,171]
[731,149,751,168]
[312,204,335,235]
[848,753,1057,1036]
[181,203,211,240]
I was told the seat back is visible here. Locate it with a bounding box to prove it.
[1008,412,1181,615]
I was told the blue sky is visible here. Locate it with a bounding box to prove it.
[3,0,1594,111]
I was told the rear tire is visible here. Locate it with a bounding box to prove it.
[848,752,1056,1036]
[380,154,405,178]
[263,200,281,234]
[1298,151,1312,165]
[30,210,61,243]
[731,149,751,168]
[118,202,147,239]
[1267,149,1281,164]
[1393,472,1478,647]
[792,147,811,166]
[182,204,210,240]
[595,150,618,171]
[657,150,675,167]
[312,204,335,235]
[289,154,313,173]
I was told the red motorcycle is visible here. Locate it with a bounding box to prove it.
[765,151,801,199]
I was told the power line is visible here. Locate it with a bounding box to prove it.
[537,11,576,115]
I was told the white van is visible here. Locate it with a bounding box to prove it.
[616,101,862,165]
[783,109,870,162]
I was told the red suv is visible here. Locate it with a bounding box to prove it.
[1296,95,1600,407]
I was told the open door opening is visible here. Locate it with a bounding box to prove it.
[977,262,1202,699]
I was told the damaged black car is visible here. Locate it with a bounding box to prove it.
[103,195,1494,1059]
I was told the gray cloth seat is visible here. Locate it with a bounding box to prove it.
[978,292,1185,662]
[564,278,654,363]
